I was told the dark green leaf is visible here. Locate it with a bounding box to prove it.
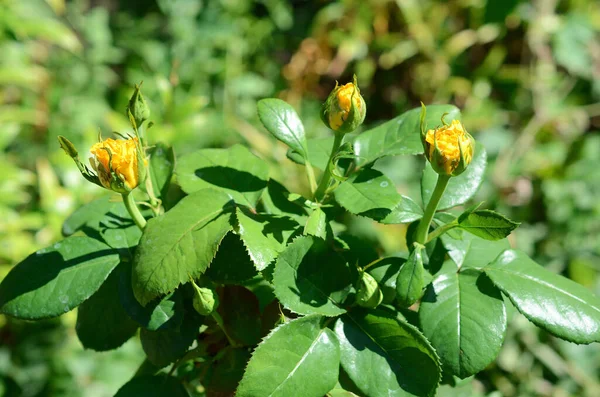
[62,195,114,236]
[114,376,189,397]
[237,315,340,397]
[419,269,506,378]
[148,142,175,199]
[273,236,353,316]
[235,207,299,271]
[140,312,201,368]
[380,195,423,224]
[484,250,600,344]
[353,105,461,167]
[257,98,308,158]
[368,257,405,304]
[333,168,401,220]
[176,144,269,208]
[217,285,262,346]
[206,232,258,284]
[396,246,425,307]
[0,236,119,319]
[441,230,511,269]
[260,179,307,220]
[457,210,519,240]
[304,207,327,239]
[118,261,184,331]
[133,189,233,306]
[335,308,441,397]
[421,144,487,210]
[203,347,250,394]
[76,264,138,351]
[62,195,144,258]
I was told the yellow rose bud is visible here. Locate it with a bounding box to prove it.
[420,105,475,177]
[89,137,146,193]
[321,75,366,134]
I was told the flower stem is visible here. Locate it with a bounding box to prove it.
[123,193,147,230]
[415,174,451,244]
[425,220,458,244]
[304,160,318,194]
[314,132,344,202]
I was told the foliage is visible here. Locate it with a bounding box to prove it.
[2,0,600,396]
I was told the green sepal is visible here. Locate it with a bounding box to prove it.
[57,135,103,187]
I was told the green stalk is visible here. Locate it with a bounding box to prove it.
[314,132,344,202]
[425,220,458,244]
[123,192,147,230]
[415,174,451,244]
[304,160,318,194]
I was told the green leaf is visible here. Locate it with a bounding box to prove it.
[176,144,269,208]
[0,236,119,319]
[133,189,233,306]
[148,142,175,199]
[118,262,184,331]
[380,195,423,224]
[484,250,600,344]
[421,144,487,210]
[114,376,189,397]
[140,312,201,368]
[257,98,308,158]
[335,308,441,397]
[419,269,506,378]
[203,347,250,394]
[441,230,511,269]
[304,207,327,239]
[76,264,138,351]
[62,195,144,258]
[237,315,340,397]
[333,168,401,220]
[217,285,262,346]
[396,246,425,307]
[235,207,299,271]
[457,209,519,240]
[205,232,258,284]
[368,257,405,304]
[261,179,308,220]
[273,236,353,316]
[62,195,114,236]
[353,105,461,167]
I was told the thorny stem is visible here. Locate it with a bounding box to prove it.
[314,132,344,202]
[123,193,147,230]
[415,174,450,244]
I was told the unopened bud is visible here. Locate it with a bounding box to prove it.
[192,282,219,316]
[320,75,366,134]
[89,137,146,193]
[420,104,475,177]
[127,82,150,128]
[356,270,383,309]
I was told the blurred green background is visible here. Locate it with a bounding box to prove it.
[1,0,599,395]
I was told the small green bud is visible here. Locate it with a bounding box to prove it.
[127,82,150,128]
[192,282,219,316]
[356,270,383,309]
[320,75,366,134]
[58,135,78,158]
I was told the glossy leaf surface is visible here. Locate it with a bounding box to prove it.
[335,309,441,397]
[133,189,233,306]
[237,315,340,397]
[485,250,600,344]
[0,236,119,319]
[419,268,506,378]
[273,236,352,316]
